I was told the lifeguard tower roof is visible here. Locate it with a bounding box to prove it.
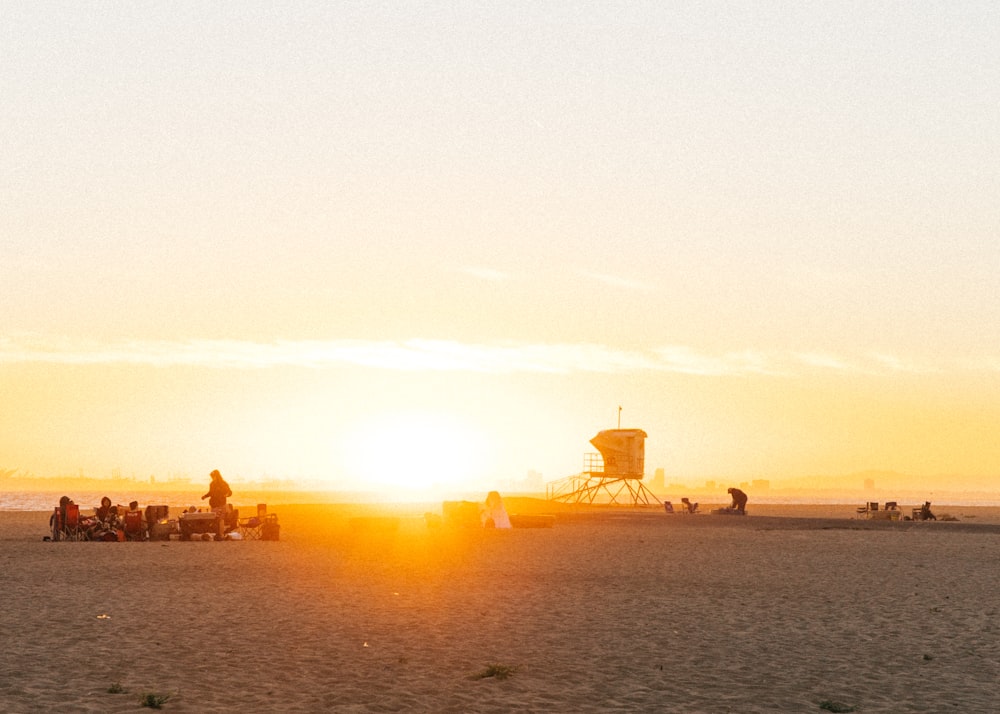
[589,428,647,479]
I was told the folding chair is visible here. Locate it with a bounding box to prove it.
[238,504,267,540]
[58,503,85,541]
[123,510,146,541]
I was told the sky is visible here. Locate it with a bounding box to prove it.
[2,2,999,497]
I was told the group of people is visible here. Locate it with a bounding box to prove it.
[49,495,150,541]
[48,469,233,542]
[665,488,747,516]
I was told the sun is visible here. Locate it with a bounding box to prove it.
[340,411,492,494]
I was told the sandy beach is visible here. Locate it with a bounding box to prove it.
[3,501,1000,713]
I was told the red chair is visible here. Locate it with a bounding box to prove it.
[53,502,84,541]
[123,510,146,541]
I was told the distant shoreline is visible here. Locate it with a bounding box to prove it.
[7,494,1000,528]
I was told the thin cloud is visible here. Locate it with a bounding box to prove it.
[577,270,653,293]
[794,352,857,372]
[652,346,783,376]
[870,352,933,374]
[0,334,956,377]
[0,336,733,374]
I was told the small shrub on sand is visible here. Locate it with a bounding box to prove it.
[818,700,855,713]
[140,692,172,709]
[107,682,125,694]
[472,663,519,680]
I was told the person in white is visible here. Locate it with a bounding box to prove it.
[481,491,512,529]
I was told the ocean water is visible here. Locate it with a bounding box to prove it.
[0,487,441,511]
[4,488,999,512]
[0,490,211,512]
[0,489,347,512]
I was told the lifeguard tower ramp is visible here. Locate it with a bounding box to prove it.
[546,428,661,506]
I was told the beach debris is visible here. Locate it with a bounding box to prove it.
[139,692,172,709]
[96,614,111,619]
[471,663,519,681]
[107,682,125,694]
[818,701,855,713]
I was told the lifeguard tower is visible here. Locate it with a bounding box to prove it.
[546,428,661,506]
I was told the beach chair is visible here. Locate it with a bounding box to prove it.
[238,504,267,540]
[856,502,878,518]
[55,503,84,541]
[123,510,146,541]
[663,501,675,514]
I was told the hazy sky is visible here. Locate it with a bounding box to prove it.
[3,2,999,495]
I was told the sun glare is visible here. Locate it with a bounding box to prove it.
[341,411,492,495]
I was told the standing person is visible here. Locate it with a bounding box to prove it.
[202,469,232,539]
[727,487,748,514]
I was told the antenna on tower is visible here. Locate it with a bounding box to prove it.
[617,405,622,429]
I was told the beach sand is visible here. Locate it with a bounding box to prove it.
[3,501,1000,713]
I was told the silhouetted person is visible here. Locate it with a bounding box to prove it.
[920,501,936,521]
[728,487,748,514]
[681,497,698,514]
[202,469,232,538]
[202,469,232,510]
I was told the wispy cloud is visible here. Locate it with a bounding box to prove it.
[794,351,856,372]
[576,270,653,293]
[0,334,945,377]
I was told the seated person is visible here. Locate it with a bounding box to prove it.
[87,496,120,540]
[681,497,699,514]
[481,491,512,529]
[94,496,113,523]
[920,501,936,521]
